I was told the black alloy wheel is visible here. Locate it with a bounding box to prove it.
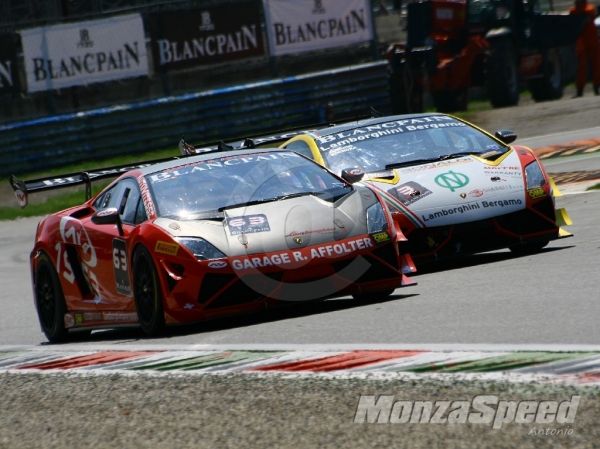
[34,252,68,343]
[133,245,166,336]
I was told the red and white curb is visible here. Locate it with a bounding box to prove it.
[1,344,600,387]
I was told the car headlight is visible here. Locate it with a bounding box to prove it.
[175,237,226,261]
[525,161,546,190]
[366,202,389,234]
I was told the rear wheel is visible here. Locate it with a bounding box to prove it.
[487,38,519,108]
[529,49,563,102]
[34,252,68,343]
[133,246,165,336]
[352,289,395,301]
[509,240,549,255]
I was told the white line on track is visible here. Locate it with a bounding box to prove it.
[3,343,600,352]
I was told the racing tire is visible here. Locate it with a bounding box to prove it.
[34,252,69,343]
[509,240,549,255]
[432,88,468,113]
[486,38,519,108]
[529,49,563,102]
[352,289,395,301]
[133,245,166,337]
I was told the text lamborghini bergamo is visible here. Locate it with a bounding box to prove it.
[10,148,416,342]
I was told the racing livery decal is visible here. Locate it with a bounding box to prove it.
[112,239,131,296]
[231,236,374,271]
[155,241,179,256]
[227,214,271,236]
[388,181,432,206]
[371,231,391,244]
[527,187,546,199]
[434,171,470,192]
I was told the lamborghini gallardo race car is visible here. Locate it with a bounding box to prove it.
[10,148,416,342]
[182,114,573,264]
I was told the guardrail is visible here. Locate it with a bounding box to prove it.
[0,61,391,178]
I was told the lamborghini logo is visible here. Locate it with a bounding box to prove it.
[293,237,303,245]
[459,193,467,199]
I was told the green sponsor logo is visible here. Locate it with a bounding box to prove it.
[435,171,469,192]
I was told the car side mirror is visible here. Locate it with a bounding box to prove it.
[91,207,124,236]
[341,168,365,184]
[495,130,517,144]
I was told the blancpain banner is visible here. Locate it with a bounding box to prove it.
[20,14,148,93]
[262,0,374,56]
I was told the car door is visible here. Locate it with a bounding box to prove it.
[84,177,146,311]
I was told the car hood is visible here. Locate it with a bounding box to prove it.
[365,149,526,227]
[153,187,378,256]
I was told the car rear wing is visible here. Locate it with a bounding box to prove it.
[9,155,190,209]
[179,108,384,156]
[178,128,318,156]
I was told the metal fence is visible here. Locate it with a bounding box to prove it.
[0,61,391,177]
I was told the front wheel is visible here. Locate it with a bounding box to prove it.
[34,252,68,343]
[133,245,165,336]
[352,289,395,301]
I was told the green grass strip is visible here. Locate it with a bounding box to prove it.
[129,350,285,372]
[404,352,599,373]
[587,182,600,191]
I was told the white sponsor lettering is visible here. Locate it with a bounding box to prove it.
[231,237,373,270]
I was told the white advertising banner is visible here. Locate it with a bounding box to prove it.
[20,14,148,93]
[262,0,374,56]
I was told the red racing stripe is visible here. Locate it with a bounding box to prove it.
[16,351,160,370]
[250,350,424,372]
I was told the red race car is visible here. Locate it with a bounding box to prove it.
[10,147,416,342]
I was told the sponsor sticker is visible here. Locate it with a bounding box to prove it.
[318,117,467,151]
[64,313,75,328]
[388,181,432,206]
[70,311,138,323]
[469,189,484,198]
[207,261,227,269]
[231,236,374,271]
[227,214,270,236]
[112,239,132,296]
[527,187,546,199]
[371,231,391,244]
[285,227,335,237]
[155,240,179,256]
[434,171,469,192]
[421,199,523,222]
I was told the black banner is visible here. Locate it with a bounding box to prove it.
[0,33,21,94]
[147,2,265,72]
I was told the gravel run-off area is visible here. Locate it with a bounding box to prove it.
[1,372,599,449]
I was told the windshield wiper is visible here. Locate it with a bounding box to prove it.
[218,192,322,211]
[275,191,323,201]
[385,152,483,170]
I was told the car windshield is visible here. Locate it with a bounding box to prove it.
[316,116,508,175]
[146,151,349,219]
